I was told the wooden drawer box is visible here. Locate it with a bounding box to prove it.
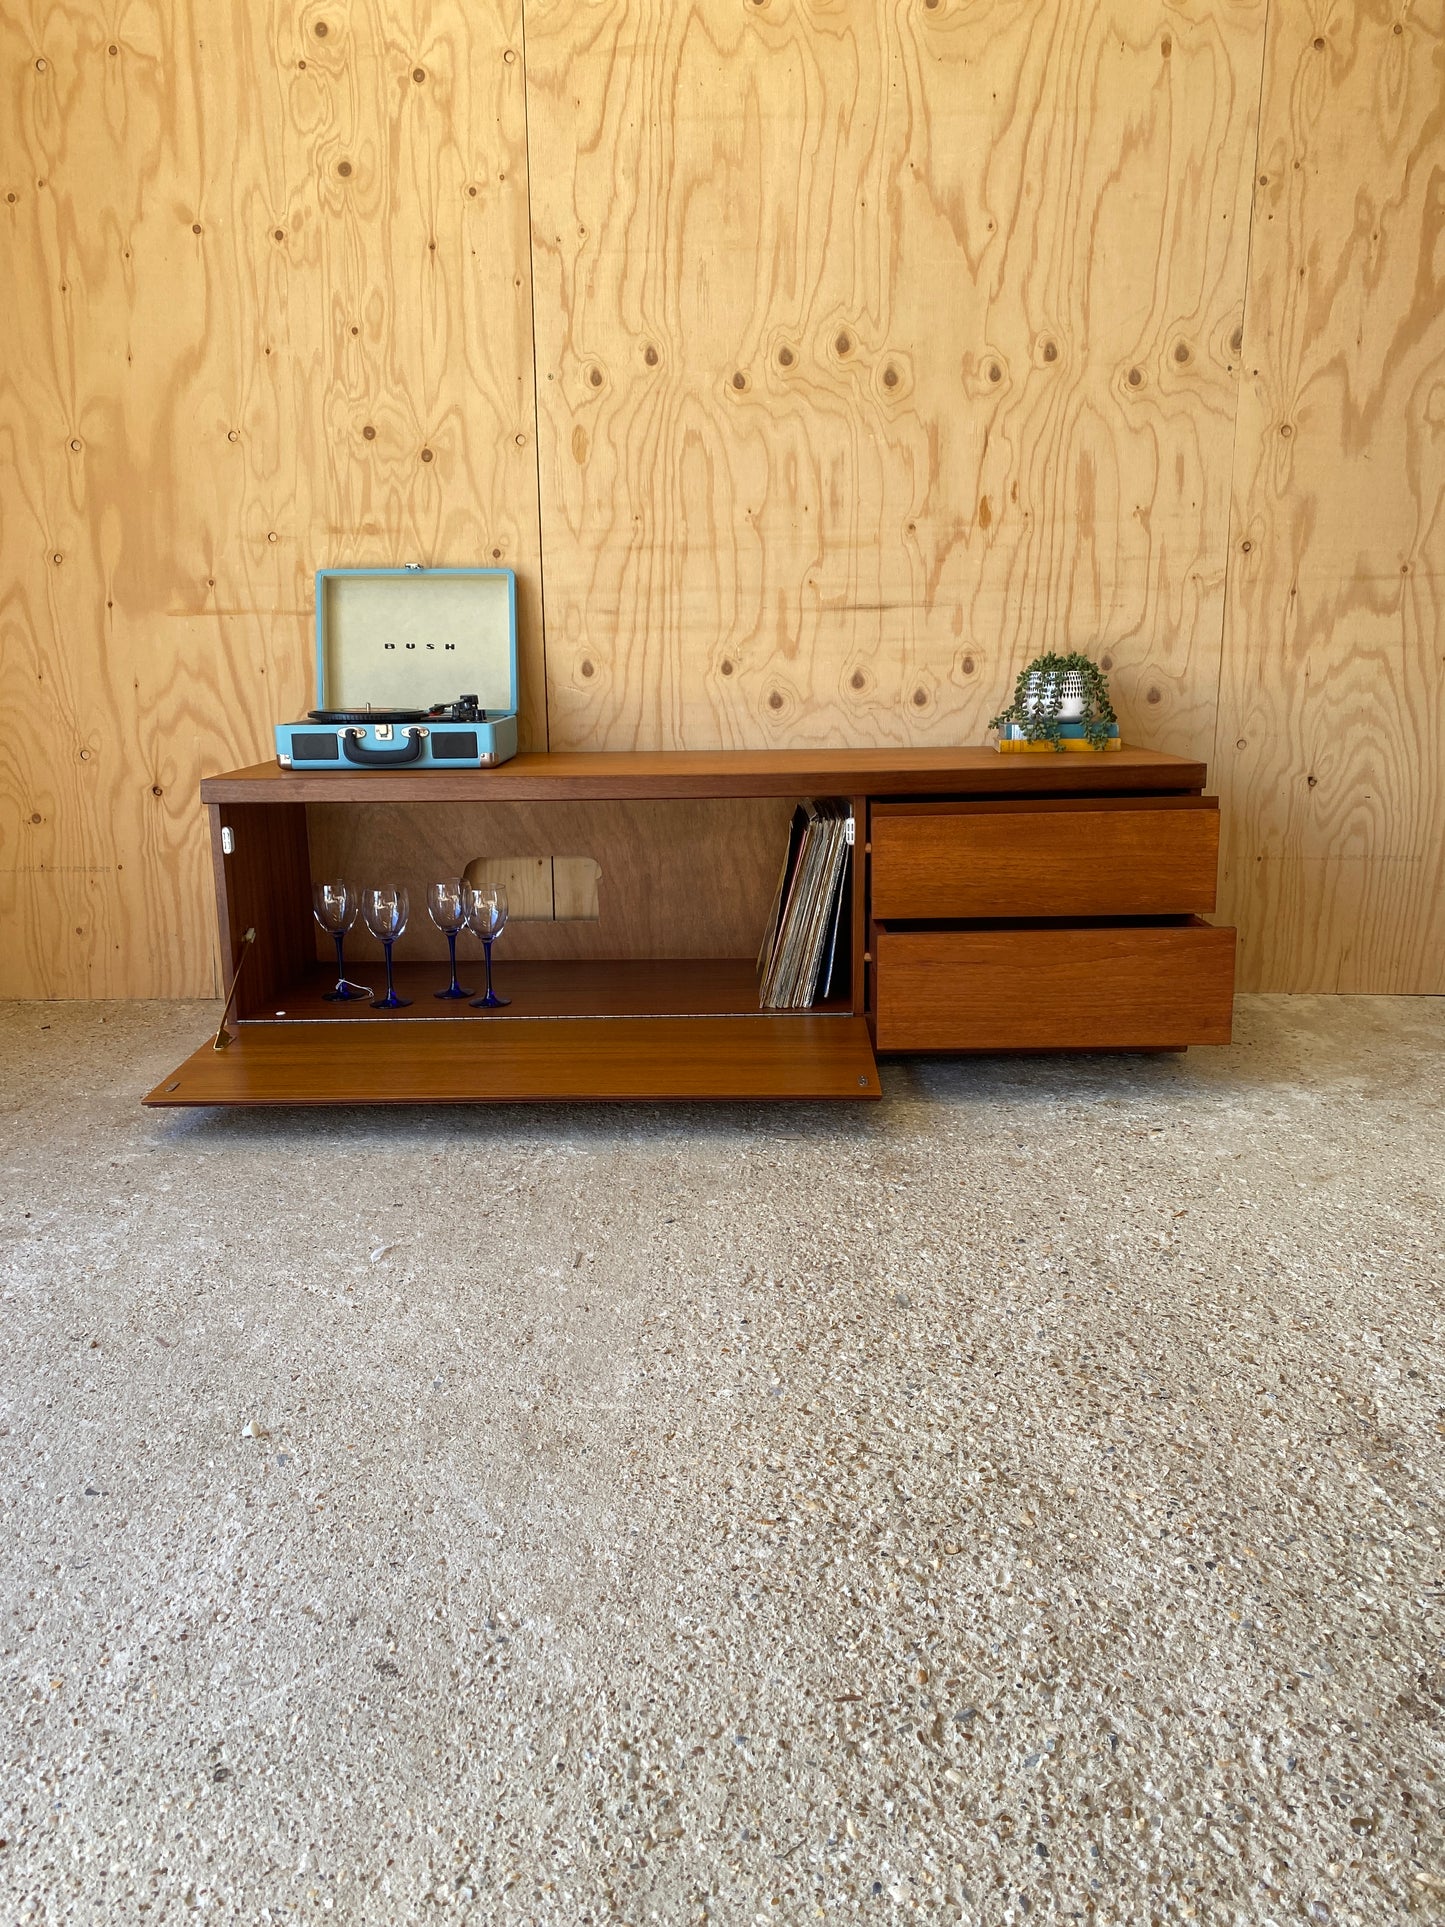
[872,918,1236,1052]
[870,798,1219,919]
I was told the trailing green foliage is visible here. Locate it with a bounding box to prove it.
[989,650,1117,751]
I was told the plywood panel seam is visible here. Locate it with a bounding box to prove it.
[1210,0,1273,802]
[519,0,551,752]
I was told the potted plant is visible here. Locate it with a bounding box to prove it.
[989,650,1117,750]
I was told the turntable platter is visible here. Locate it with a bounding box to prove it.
[308,708,426,725]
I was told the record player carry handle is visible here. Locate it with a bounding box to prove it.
[340,727,424,767]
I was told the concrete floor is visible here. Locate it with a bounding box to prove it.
[1,996,1442,1926]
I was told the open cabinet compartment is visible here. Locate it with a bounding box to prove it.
[145,785,877,1105]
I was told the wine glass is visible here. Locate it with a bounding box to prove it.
[427,878,474,999]
[312,879,370,1002]
[362,885,412,1010]
[465,882,511,1008]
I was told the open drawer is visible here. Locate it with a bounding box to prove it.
[144,1013,881,1106]
[871,918,1235,1052]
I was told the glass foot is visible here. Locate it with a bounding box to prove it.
[434,984,474,1000]
[371,992,413,1010]
[469,990,511,1008]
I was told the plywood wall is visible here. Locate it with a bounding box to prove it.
[525,0,1261,761]
[0,0,542,998]
[3,0,1441,998]
[1213,1,1445,993]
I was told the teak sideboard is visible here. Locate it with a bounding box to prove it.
[144,747,1235,1107]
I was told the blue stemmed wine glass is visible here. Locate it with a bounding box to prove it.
[428,878,474,999]
[465,883,511,1008]
[363,885,412,1010]
[313,879,371,1002]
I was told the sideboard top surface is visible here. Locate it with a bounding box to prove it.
[202,745,1208,804]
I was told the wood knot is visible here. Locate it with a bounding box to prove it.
[720,660,734,677]
[882,364,899,388]
[986,362,1002,382]
[420,447,434,462]
[912,687,928,707]
[1127,367,1142,387]
[580,660,594,678]
[413,67,425,82]
[777,345,794,368]
[314,20,328,36]
[1042,340,1058,362]
[1146,687,1162,704]
[644,344,659,366]
[731,370,747,390]
[588,366,604,387]
[961,655,975,675]
[1173,341,1190,363]
[850,669,866,691]
[768,691,784,711]
[337,160,352,177]
[834,331,852,356]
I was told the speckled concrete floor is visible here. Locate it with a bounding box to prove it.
[1,996,1442,1927]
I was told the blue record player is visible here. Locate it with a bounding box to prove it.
[275,565,519,771]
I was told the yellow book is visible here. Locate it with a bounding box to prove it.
[995,736,1122,753]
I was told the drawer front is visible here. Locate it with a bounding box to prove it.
[870,800,1219,918]
[873,920,1236,1051]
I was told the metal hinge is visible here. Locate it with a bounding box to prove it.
[220,826,235,855]
[844,814,856,846]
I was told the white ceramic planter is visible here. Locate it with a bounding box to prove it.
[1023,668,1087,721]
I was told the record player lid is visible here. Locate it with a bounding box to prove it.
[315,568,517,717]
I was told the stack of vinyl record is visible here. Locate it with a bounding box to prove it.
[757,800,852,1009]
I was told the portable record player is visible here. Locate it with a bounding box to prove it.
[275,566,519,771]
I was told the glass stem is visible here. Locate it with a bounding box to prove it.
[484,939,495,1000]
[447,929,460,993]
[333,931,346,988]
[384,939,396,1004]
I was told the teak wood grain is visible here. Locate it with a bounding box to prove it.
[145,1014,881,1106]
[870,799,1220,920]
[246,958,840,1021]
[209,802,313,1020]
[200,746,1208,804]
[871,920,1237,1053]
[305,796,797,963]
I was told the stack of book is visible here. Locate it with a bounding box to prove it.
[757,800,852,1008]
[996,721,1121,753]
